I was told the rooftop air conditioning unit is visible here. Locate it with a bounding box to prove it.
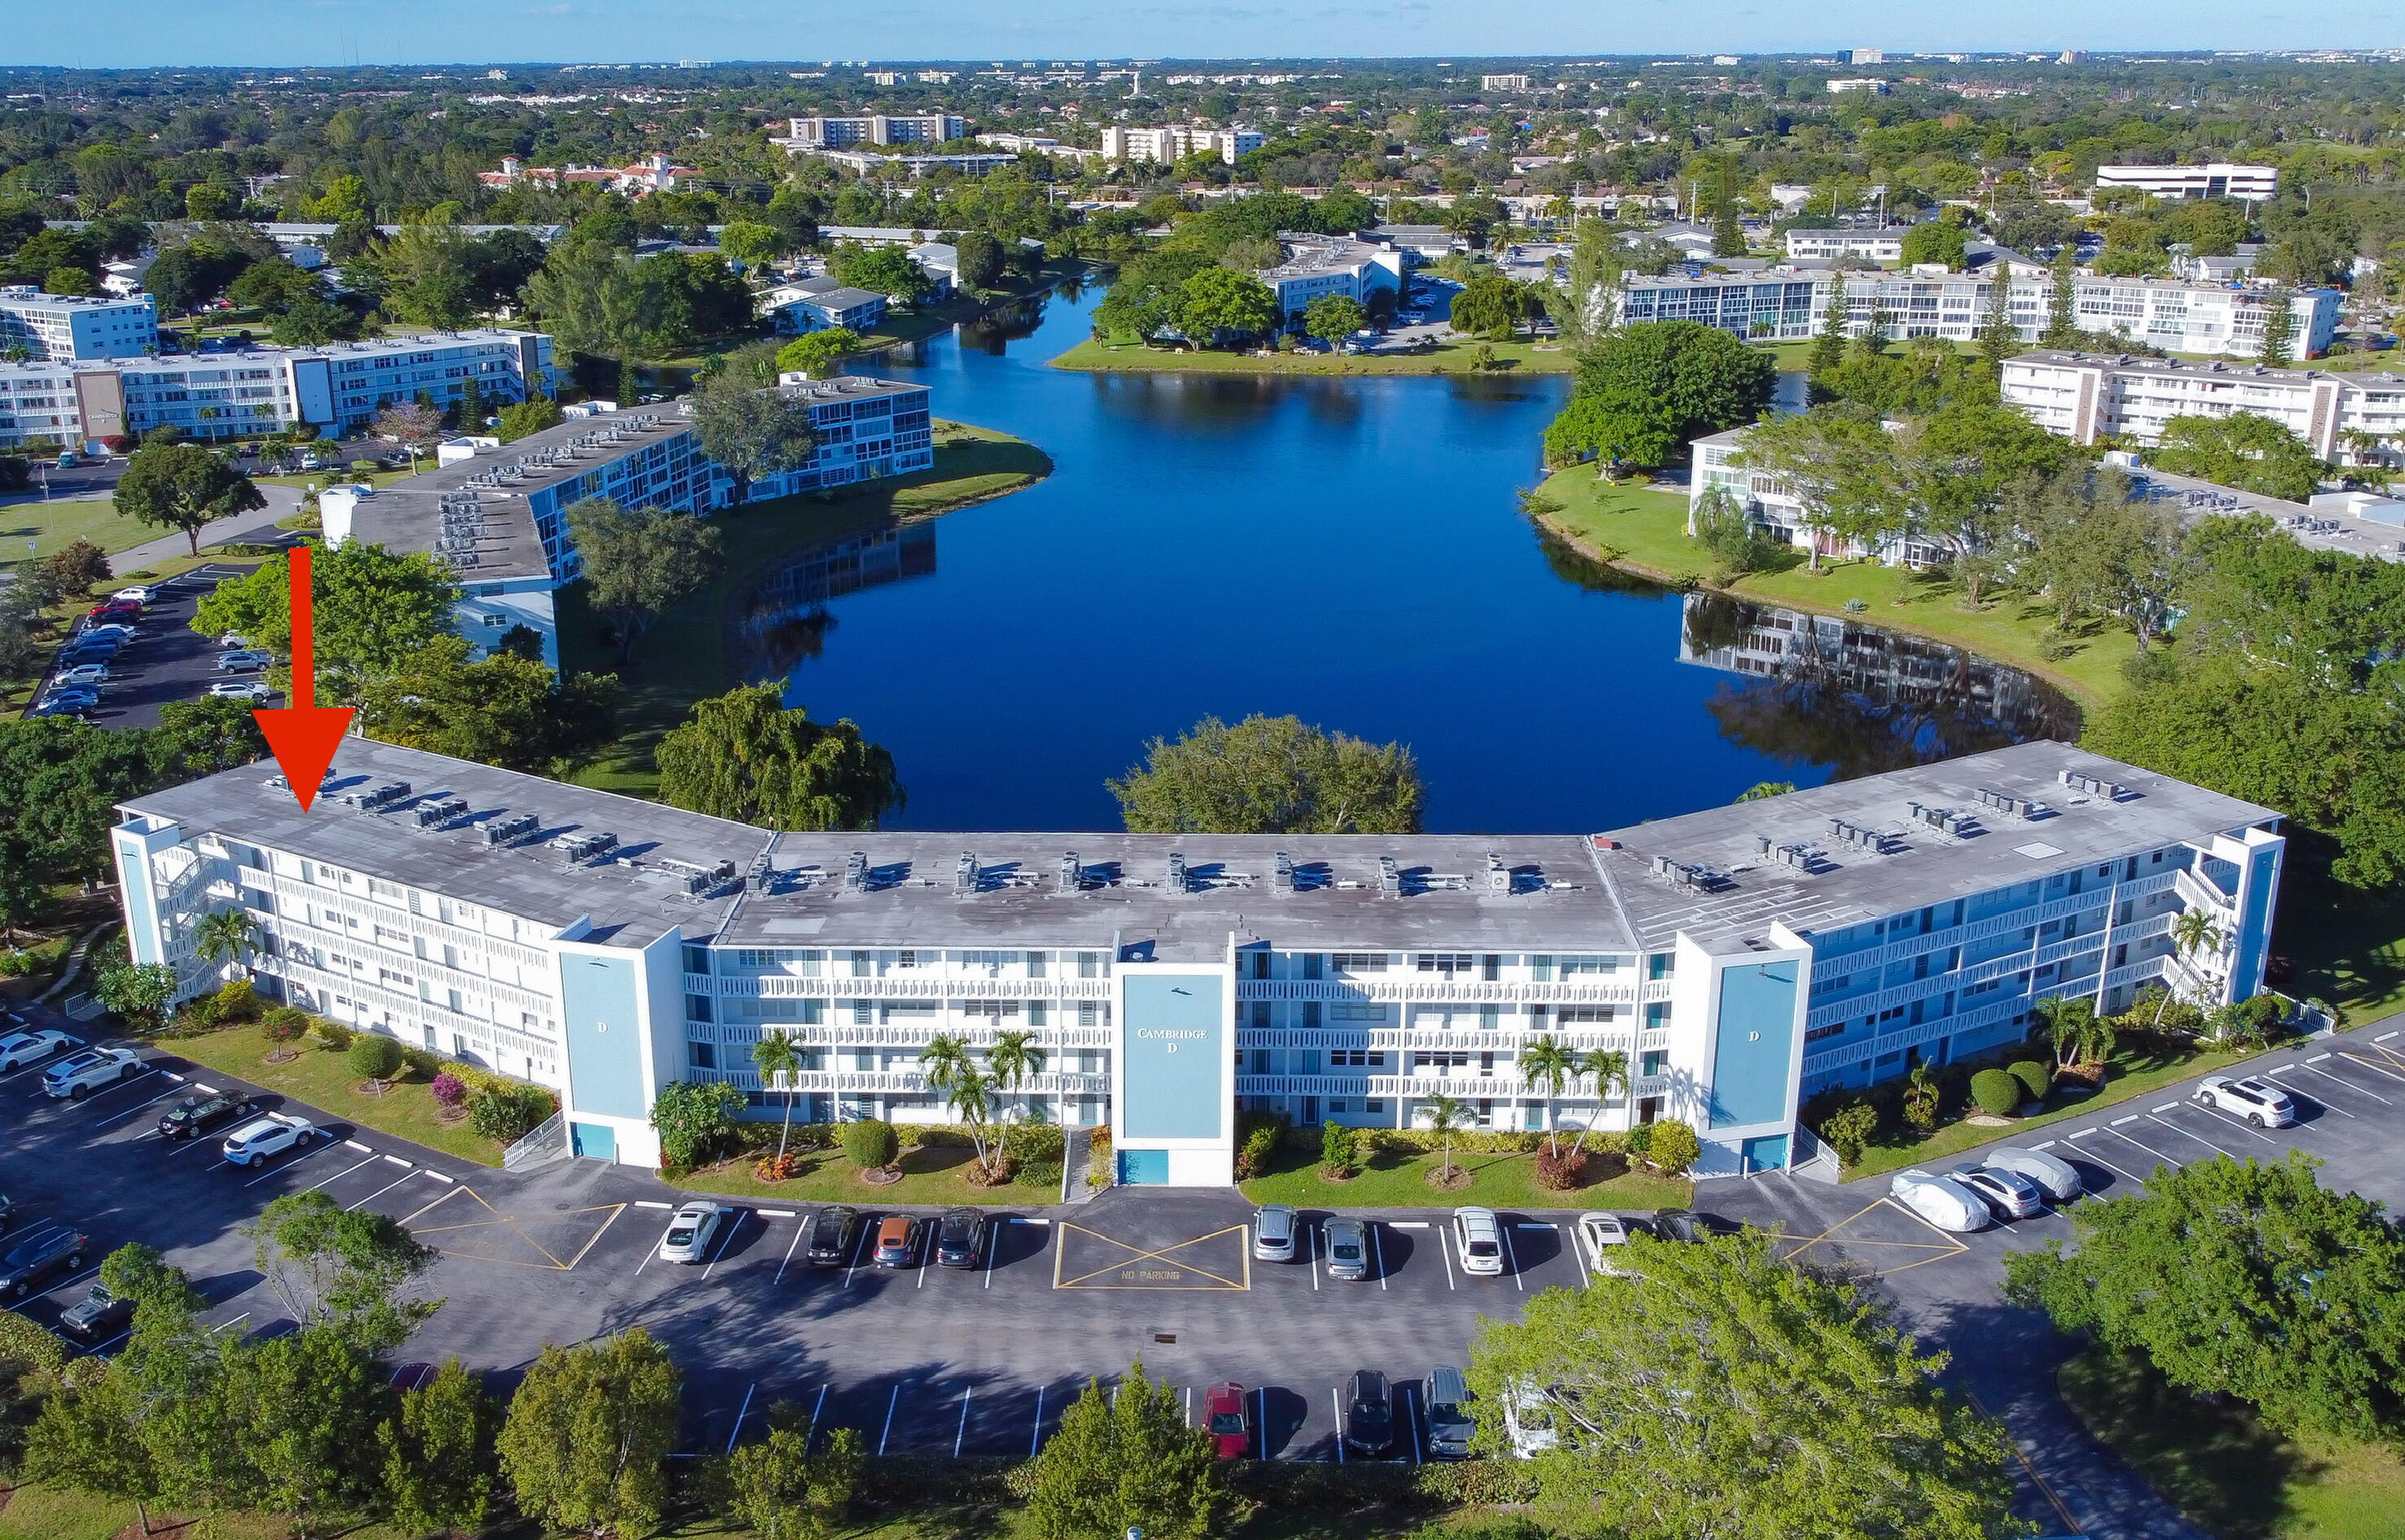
[844,851,869,892]
[955,851,979,895]
[1061,851,1082,890]
[1166,851,1188,891]
[415,796,468,829]
[1377,856,1402,897]
[482,810,539,846]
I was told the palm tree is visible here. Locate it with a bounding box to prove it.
[1421,1093,1469,1182]
[192,908,257,978]
[920,1032,995,1172]
[1569,1048,1630,1157]
[1517,1035,1575,1158]
[751,1029,803,1163]
[985,1027,1043,1166]
[2033,993,2096,1073]
[2159,909,2226,1024]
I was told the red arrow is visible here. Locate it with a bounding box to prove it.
[254,544,355,811]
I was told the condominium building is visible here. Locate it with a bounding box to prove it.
[112,738,2283,1180]
[778,113,967,147]
[2095,162,2277,203]
[1783,226,1914,262]
[0,329,554,452]
[321,377,934,668]
[1481,73,1533,91]
[1998,349,2397,460]
[1620,268,2340,359]
[1099,124,1266,165]
[1254,233,1406,323]
[0,285,158,361]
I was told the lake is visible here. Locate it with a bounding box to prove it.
[751,285,2071,833]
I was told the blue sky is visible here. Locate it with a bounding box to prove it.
[8,1,2399,70]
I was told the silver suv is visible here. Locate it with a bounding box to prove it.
[1251,1204,1298,1263]
[43,1046,142,1100]
[1323,1216,1370,1281]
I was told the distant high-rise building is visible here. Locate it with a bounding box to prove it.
[2058,50,2088,63]
[1481,72,1533,92]
[1846,48,1884,64]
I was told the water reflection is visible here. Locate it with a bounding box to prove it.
[735,519,937,678]
[959,294,1051,354]
[1677,593,2080,779]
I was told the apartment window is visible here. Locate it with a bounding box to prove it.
[1077,1001,1100,1027]
[852,1000,874,1026]
[1329,1049,1387,1067]
[1332,953,1388,973]
[1365,1098,1388,1115]
[1557,955,1622,975]
[1026,951,1047,979]
[1076,951,1102,979]
[1643,1002,1670,1030]
[1329,1002,1388,1022]
[1647,953,1676,980]
[686,994,713,1023]
[1555,1006,1616,1023]
[1415,953,1474,975]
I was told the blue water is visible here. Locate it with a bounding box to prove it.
[759,285,2062,833]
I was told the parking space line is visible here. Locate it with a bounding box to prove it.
[2267,1063,2371,1115]
[2095,1121,2188,1170]
[984,1220,998,1289]
[1370,1224,1389,1291]
[1033,1386,1047,1458]
[93,1084,182,1126]
[726,1383,755,1453]
[632,1214,683,1275]
[845,1221,872,1286]
[2377,1031,2399,1043]
[344,1139,371,1152]
[2337,1049,2405,1088]
[381,1154,412,1167]
[1330,1387,1344,1464]
[1405,1384,1422,1464]
[810,1384,828,1442]
[2062,1132,2148,1186]
[2145,1112,2236,1159]
[346,1171,424,1211]
[954,1385,973,1457]
[701,1211,745,1280]
[2181,1098,2282,1145]
[878,1386,900,1455]
[1499,1226,1524,1291]
[397,1183,469,1227]
[1439,1232,1456,1290]
[635,1199,672,1209]
[1309,1223,1320,1291]
[775,1213,812,1285]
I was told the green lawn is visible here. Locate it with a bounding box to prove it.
[2058,1346,2405,1540]
[0,494,168,567]
[165,1023,505,1168]
[1050,336,1576,377]
[0,1485,434,1540]
[675,1137,1059,1207]
[1531,474,2137,709]
[2278,874,2405,1029]
[1240,1141,1691,1212]
[1840,1044,2247,1181]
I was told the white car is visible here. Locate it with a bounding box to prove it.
[1452,1205,1505,1276]
[1985,1146,2084,1203]
[112,587,160,604]
[1499,1383,1561,1459]
[657,1201,729,1263]
[208,680,274,701]
[42,1045,143,1100]
[0,1029,78,1073]
[2193,1074,2296,1128]
[1577,1211,1632,1276]
[56,663,112,686]
[220,1112,324,1167]
[1889,1169,1989,1232]
[217,632,251,649]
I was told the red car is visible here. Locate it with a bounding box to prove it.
[1204,1381,1249,1459]
[88,602,141,621]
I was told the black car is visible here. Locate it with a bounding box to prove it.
[0,1224,89,1298]
[934,1206,987,1268]
[58,1283,134,1341]
[1652,1209,1709,1245]
[156,1089,262,1141]
[1343,1369,1394,1455]
[805,1206,863,1267]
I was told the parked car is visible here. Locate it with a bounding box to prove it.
[1985,1146,2084,1203]
[1949,1162,2045,1220]
[933,1206,985,1268]
[1650,1209,1709,1245]
[0,1029,77,1073]
[2193,1074,2297,1128]
[157,1089,261,1141]
[58,1282,135,1341]
[27,699,89,719]
[1453,1206,1505,1277]
[1323,1216,1370,1281]
[220,1111,323,1166]
[1203,1381,1250,1458]
[1577,1211,1632,1276]
[55,663,110,686]
[216,649,273,674]
[44,1045,143,1099]
[88,601,141,620]
[807,1206,863,1266]
[1499,1382,1561,1459]
[112,587,159,604]
[76,622,133,643]
[1251,1203,1298,1263]
[1342,1369,1393,1455]
[208,681,274,701]
[217,632,251,649]
[41,687,101,709]
[1889,1169,1989,1232]
[0,1225,88,1298]
[1425,1365,1476,1459]
[657,1201,730,1264]
[871,1214,922,1267]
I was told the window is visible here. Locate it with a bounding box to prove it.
[1329,1002,1387,1022]
[483,614,508,627]
[1329,1049,1387,1067]
[1332,953,1388,973]
[1557,955,1622,975]
[689,1040,717,1069]
[1415,953,1473,975]
[1365,1098,1388,1115]
[1555,1006,1616,1023]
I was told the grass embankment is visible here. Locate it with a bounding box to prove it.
[2058,1346,2405,1540]
[0,495,168,568]
[167,1024,504,1168]
[559,421,1048,798]
[1051,336,1575,377]
[675,1136,1058,1207]
[1241,1142,1691,1212]
[1528,474,2137,710]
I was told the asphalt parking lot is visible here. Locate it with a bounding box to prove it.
[25,562,268,728]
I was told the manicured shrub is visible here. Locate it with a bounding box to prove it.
[1820,1101,1879,1166]
[2009,1060,2052,1103]
[310,1019,354,1052]
[841,1119,899,1171]
[1531,1148,1587,1190]
[347,1033,404,1083]
[398,1044,443,1079]
[1017,1159,1063,1190]
[430,1072,468,1110]
[468,1082,557,1145]
[260,1007,309,1045]
[212,978,260,1021]
[1320,1120,1358,1176]
[1970,1068,2022,1117]
[1645,1119,1701,1176]
[1234,1111,1289,1180]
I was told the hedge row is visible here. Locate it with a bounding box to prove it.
[726,1119,1069,1162]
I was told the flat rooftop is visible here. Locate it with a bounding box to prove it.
[2009,350,2360,386]
[2124,465,2405,565]
[123,742,2279,963]
[1262,233,1390,279]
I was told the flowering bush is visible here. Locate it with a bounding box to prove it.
[430,1072,468,1110]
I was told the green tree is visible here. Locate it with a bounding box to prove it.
[347,1033,404,1085]
[750,1028,803,1163]
[191,908,256,979]
[245,1189,439,1350]
[2150,412,2325,500]
[775,327,862,379]
[829,243,934,306]
[1806,268,1850,380]
[1471,1227,2015,1539]
[192,542,461,705]
[1646,1118,1702,1176]
[2255,295,2296,368]
[2162,908,2226,1019]
[921,1032,999,1171]
[496,1331,682,1539]
[1977,264,2020,373]
[1569,1048,1630,1156]
[1552,217,1623,347]
[715,220,783,271]
[986,1027,1043,1164]
[184,182,235,222]
[1302,293,1368,346]
[953,230,1006,290]
[1517,1035,1578,1158]
[1900,220,1971,270]
[1710,160,1748,258]
[1176,267,1281,346]
[271,296,355,347]
[2005,1152,2405,1443]
[690,375,820,504]
[495,395,565,442]
[564,496,724,663]
[1691,482,1786,575]
[1421,1091,1469,1179]
[374,222,481,329]
[649,1080,747,1171]
[379,1358,497,1537]
[1108,713,1421,834]
[726,1420,862,1540]
[2041,244,2082,347]
[1450,272,1526,340]
[1735,780,1796,801]
[1731,408,1909,570]
[360,635,618,775]
[220,1325,386,1536]
[94,961,177,1029]
[113,443,267,557]
[655,683,905,831]
[1022,1362,1229,1540]
[1544,320,1776,475]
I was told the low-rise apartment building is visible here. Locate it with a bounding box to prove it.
[1782,226,1914,262]
[1254,233,1406,324]
[321,377,934,667]
[1622,268,2340,359]
[1100,124,1265,165]
[113,739,2283,1181]
[2096,163,2277,202]
[778,113,967,147]
[1999,349,2394,460]
[0,285,158,361]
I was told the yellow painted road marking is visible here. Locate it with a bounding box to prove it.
[409,1188,630,1272]
[1054,1222,1249,1289]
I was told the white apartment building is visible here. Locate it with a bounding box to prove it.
[321,378,934,668]
[0,286,158,361]
[778,113,967,146]
[1099,124,1265,165]
[1827,79,1892,94]
[1481,73,1533,91]
[0,330,554,452]
[2096,163,2277,203]
[1621,268,2340,359]
[1783,226,1914,262]
[1254,233,1407,323]
[112,738,2285,1179]
[1999,349,2403,460]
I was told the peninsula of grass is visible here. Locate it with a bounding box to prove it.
[674,1137,1058,1207]
[1240,1142,1691,1213]
[1051,334,1576,377]
[561,420,1050,799]
[1528,473,2137,710]
[164,1023,504,1168]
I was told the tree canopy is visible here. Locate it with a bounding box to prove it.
[691,373,820,504]
[563,496,724,663]
[113,443,267,556]
[655,683,904,831]
[192,541,460,704]
[2150,412,2327,501]
[359,635,618,775]
[1545,320,1777,474]
[1109,713,1423,834]
[1021,1362,1229,1540]
[496,1331,681,1540]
